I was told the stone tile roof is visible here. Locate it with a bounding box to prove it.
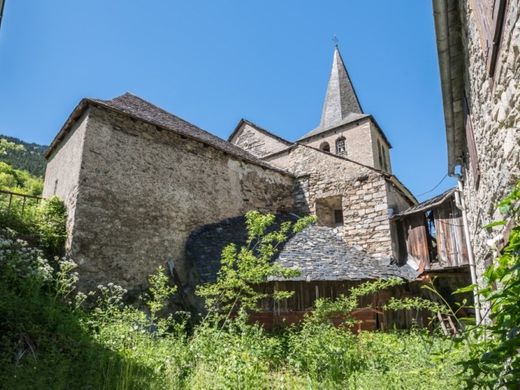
[186,214,417,285]
[46,93,292,176]
[270,225,417,281]
[320,47,363,129]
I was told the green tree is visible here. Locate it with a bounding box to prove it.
[197,211,315,318]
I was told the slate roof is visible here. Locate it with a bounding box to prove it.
[393,188,456,218]
[298,47,392,147]
[270,225,417,281]
[45,93,291,176]
[187,214,418,285]
[320,47,363,128]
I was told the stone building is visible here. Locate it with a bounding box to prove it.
[43,46,471,320]
[432,0,519,299]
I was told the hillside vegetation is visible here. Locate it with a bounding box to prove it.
[0,135,47,177]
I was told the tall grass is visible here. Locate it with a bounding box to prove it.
[0,228,466,389]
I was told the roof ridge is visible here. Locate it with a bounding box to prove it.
[45,95,294,178]
[106,93,208,133]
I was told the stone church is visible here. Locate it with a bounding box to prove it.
[42,47,470,325]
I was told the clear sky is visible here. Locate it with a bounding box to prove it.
[0,0,456,200]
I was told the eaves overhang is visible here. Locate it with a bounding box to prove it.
[432,0,466,175]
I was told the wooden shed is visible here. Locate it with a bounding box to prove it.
[393,188,469,272]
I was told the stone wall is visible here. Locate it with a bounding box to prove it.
[460,1,520,281]
[43,110,90,249]
[230,122,290,158]
[385,180,416,261]
[370,123,392,172]
[299,118,391,172]
[265,144,401,258]
[46,105,295,292]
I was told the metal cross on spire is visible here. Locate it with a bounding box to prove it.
[332,34,339,47]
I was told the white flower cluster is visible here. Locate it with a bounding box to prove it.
[95,282,128,308]
[0,230,53,283]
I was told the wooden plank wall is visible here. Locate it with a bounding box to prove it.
[402,213,431,270]
[399,198,469,270]
[254,281,427,330]
[433,199,469,268]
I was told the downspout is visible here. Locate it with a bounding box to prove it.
[454,177,482,324]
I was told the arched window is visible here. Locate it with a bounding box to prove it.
[335,137,346,155]
[319,142,330,153]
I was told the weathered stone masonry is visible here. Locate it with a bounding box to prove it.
[230,120,291,158]
[460,1,520,281]
[44,103,294,291]
[264,145,414,259]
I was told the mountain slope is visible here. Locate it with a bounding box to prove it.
[0,135,47,177]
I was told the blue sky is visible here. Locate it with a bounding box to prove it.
[0,0,455,200]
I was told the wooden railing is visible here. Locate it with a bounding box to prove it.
[0,188,42,215]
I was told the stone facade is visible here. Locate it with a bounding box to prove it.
[43,104,294,291]
[264,144,413,258]
[43,110,90,250]
[298,118,392,172]
[434,0,520,284]
[461,0,520,281]
[229,120,291,158]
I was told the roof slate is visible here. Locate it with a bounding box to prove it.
[272,225,418,281]
[320,47,363,129]
[46,93,291,176]
[187,214,417,284]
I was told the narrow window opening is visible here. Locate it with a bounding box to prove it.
[334,209,344,225]
[377,140,383,169]
[319,142,330,153]
[381,146,388,171]
[335,137,346,156]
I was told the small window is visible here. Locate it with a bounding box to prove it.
[334,209,344,225]
[316,195,342,227]
[335,137,346,155]
[53,179,59,195]
[319,142,330,153]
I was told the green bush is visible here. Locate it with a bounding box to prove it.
[35,196,67,255]
[0,195,66,256]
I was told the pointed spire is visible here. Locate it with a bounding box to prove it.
[319,46,363,129]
